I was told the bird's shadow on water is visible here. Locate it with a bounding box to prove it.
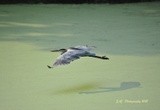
[79,82,141,94]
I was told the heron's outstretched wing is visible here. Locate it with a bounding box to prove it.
[53,50,80,66]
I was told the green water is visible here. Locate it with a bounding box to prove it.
[0,2,160,110]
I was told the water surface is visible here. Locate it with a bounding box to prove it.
[0,2,160,110]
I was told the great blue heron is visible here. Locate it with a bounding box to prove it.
[47,45,109,68]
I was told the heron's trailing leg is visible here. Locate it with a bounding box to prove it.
[88,55,109,60]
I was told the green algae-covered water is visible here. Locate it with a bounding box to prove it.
[0,2,160,110]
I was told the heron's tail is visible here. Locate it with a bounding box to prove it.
[47,65,53,69]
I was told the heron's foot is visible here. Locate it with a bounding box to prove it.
[102,56,109,60]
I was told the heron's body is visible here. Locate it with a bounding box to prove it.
[47,45,109,68]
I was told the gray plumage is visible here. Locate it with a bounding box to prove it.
[47,45,109,68]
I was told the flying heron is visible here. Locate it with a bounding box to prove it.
[47,45,109,68]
